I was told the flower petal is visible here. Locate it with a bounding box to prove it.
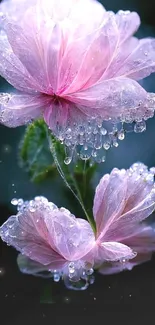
[115,10,140,44]
[0,93,50,127]
[115,38,155,80]
[5,10,62,93]
[122,223,155,253]
[45,211,95,261]
[66,78,151,120]
[96,242,136,263]
[0,32,39,92]
[93,168,128,237]
[104,165,155,241]
[0,212,63,266]
[59,12,119,93]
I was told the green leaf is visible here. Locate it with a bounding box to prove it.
[19,120,56,182]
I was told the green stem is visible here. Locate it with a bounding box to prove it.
[48,134,96,233]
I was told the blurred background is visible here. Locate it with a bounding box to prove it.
[1,0,155,322]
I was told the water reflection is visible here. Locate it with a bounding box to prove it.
[17,254,95,291]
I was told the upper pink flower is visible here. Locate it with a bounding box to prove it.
[0,0,155,161]
[1,163,155,282]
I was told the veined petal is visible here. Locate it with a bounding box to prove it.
[5,9,62,93]
[45,212,95,261]
[0,93,50,127]
[93,168,127,238]
[0,33,39,92]
[115,10,140,44]
[115,38,155,80]
[0,211,63,266]
[59,12,119,93]
[65,78,151,120]
[95,242,136,263]
[122,223,155,253]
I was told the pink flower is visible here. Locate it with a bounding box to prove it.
[0,0,155,162]
[1,163,155,282]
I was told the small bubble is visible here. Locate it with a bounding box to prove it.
[64,297,71,304]
[94,297,97,301]
[2,144,12,154]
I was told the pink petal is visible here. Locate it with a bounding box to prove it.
[115,38,155,80]
[44,99,98,136]
[42,0,105,31]
[95,242,136,263]
[94,163,155,243]
[0,33,40,92]
[104,191,155,241]
[65,78,150,120]
[44,100,69,131]
[123,163,155,214]
[93,168,128,237]
[0,0,37,25]
[122,223,155,253]
[5,10,62,93]
[102,37,139,80]
[0,214,63,266]
[59,12,119,93]
[0,93,50,127]
[115,11,140,44]
[45,210,95,261]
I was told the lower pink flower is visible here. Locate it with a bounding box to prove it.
[1,163,155,283]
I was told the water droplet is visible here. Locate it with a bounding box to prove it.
[86,268,94,276]
[118,130,125,140]
[64,157,72,165]
[103,142,110,150]
[11,198,18,206]
[53,272,60,282]
[134,120,146,133]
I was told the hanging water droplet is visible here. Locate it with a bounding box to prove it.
[134,120,146,133]
[80,147,92,160]
[118,129,125,140]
